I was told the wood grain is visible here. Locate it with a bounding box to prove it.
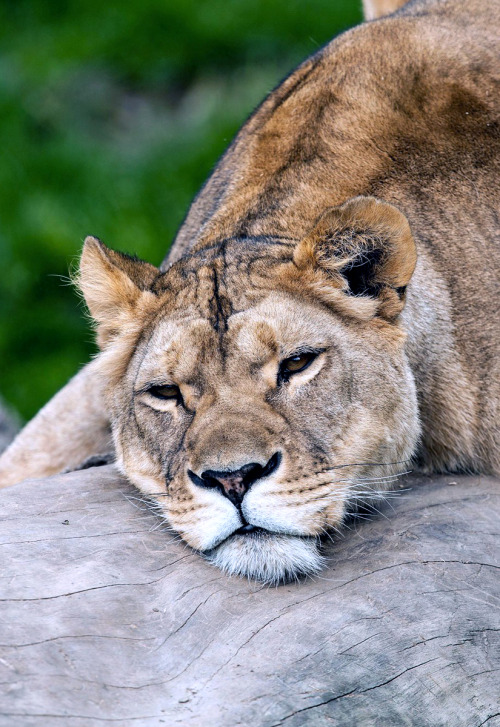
[0,467,498,726]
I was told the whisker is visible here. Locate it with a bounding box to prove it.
[351,469,412,482]
[302,459,412,479]
[328,458,412,471]
[306,483,405,504]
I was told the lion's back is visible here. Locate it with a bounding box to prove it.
[169,0,499,261]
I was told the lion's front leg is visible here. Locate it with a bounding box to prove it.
[0,359,112,487]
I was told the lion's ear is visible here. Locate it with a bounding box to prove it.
[78,237,159,347]
[293,196,417,320]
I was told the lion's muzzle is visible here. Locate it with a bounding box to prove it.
[187,451,281,507]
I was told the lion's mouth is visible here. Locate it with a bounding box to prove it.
[233,523,266,536]
[204,527,324,584]
[209,523,269,550]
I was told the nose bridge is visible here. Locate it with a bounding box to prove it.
[214,384,258,411]
[187,389,281,473]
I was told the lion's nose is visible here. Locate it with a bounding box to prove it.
[188,452,281,507]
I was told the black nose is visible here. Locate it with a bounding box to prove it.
[188,452,281,507]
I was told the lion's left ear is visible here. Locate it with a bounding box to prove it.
[293,196,417,320]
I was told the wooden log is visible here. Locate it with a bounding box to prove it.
[0,467,498,727]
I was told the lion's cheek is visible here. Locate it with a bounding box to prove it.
[322,498,347,529]
[117,450,166,497]
[166,483,242,552]
[241,486,336,536]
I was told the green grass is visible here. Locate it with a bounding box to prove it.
[0,0,361,421]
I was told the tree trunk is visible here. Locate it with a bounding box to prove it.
[0,467,498,727]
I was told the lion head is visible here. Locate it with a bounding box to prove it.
[78,196,420,583]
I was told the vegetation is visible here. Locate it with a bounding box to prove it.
[0,0,360,420]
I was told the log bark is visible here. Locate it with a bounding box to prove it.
[0,467,498,727]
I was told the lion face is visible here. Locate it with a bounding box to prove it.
[79,196,420,583]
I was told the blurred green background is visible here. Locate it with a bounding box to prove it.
[0,0,361,422]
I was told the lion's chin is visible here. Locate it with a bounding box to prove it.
[204,531,324,585]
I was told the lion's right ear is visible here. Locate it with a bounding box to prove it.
[78,237,159,348]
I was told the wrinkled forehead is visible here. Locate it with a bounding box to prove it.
[131,292,338,387]
[227,295,336,358]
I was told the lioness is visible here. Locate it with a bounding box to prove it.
[0,0,498,583]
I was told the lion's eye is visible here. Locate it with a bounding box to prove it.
[279,351,317,381]
[147,384,181,400]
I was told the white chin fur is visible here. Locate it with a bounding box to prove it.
[205,532,324,585]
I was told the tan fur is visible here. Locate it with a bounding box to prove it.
[0,0,498,582]
[363,0,408,20]
[0,359,112,485]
